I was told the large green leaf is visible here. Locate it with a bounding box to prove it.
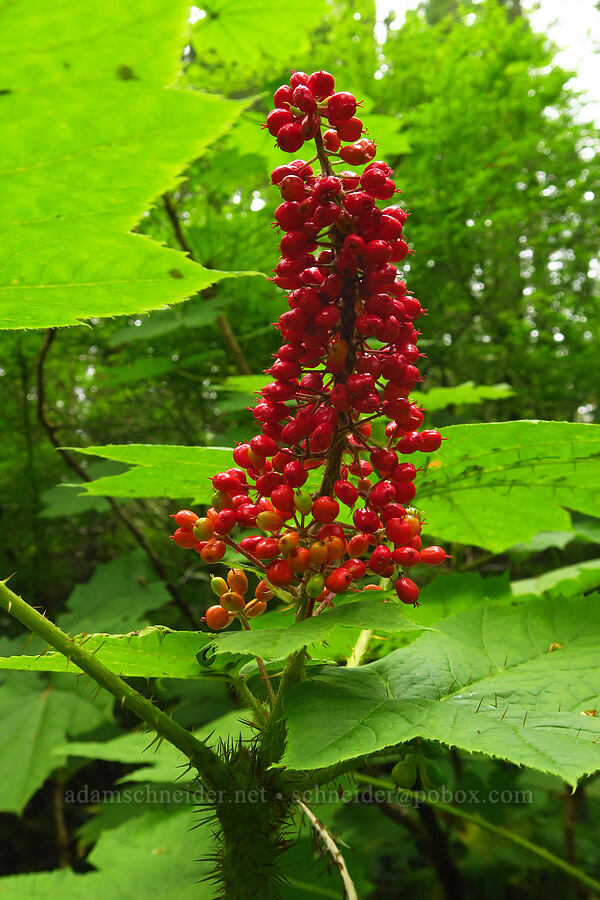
[511,558,600,598]
[0,627,212,679]
[57,710,253,784]
[207,598,425,660]
[0,0,250,330]
[192,0,328,72]
[281,594,600,786]
[58,551,171,634]
[0,675,108,814]
[0,807,215,898]
[421,421,600,551]
[72,444,233,503]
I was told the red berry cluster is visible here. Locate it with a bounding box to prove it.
[171,71,448,629]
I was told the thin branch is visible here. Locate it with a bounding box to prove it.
[162,192,252,375]
[297,799,358,900]
[35,330,200,628]
[0,578,224,785]
[53,778,71,868]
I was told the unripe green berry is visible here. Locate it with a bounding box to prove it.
[306,573,325,597]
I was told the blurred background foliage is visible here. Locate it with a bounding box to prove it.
[1,0,600,896]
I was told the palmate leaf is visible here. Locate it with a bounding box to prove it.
[57,551,171,634]
[281,594,600,786]
[421,421,600,551]
[192,0,328,72]
[0,675,109,814]
[70,423,600,547]
[72,444,234,503]
[206,598,426,660]
[0,807,215,898]
[0,0,252,330]
[0,627,213,679]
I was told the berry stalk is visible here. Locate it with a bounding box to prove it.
[171,69,449,628]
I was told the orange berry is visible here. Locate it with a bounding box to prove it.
[220,591,246,613]
[278,531,300,555]
[200,540,226,563]
[309,540,329,566]
[245,599,267,618]
[325,535,346,561]
[256,579,274,602]
[205,605,233,629]
[227,568,248,594]
[288,546,311,573]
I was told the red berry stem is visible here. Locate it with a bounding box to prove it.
[170,70,447,629]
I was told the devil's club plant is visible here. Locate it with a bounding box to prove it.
[171,69,448,628]
[1,57,600,899]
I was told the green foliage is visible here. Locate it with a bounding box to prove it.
[282,594,600,785]
[511,558,600,598]
[57,551,171,634]
[73,444,234,502]
[0,674,110,813]
[421,421,600,550]
[0,0,253,330]
[0,627,211,678]
[375,1,600,420]
[0,807,216,898]
[206,598,426,660]
[58,710,254,784]
[1,0,599,895]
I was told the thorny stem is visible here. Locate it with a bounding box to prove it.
[0,578,225,785]
[35,330,201,628]
[297,800,358,900]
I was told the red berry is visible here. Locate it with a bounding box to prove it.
[420,546,448,565]
[385,517,413,546]
[171,528,197,549]
[271,484,295,512]
[326,91,357,122]
[353,508,381,533]
[391,546,420,567]
[172,509,199,530]
[266,108,295,136]
[308,70,335,99]
[323,129,341,151]
[336,116,363,142]
[312,496,340,523]
[273,85,293,107]
[419,430,443,452]
[277,122,305,153]
[344,558,367,579]
[325,566,354,594]
[395,576,420,606]
[214,509,236,535]
[368,544,392,574]
[267,559,294,586]
[334,480,359,506]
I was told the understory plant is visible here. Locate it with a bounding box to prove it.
[2,67,600,900]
